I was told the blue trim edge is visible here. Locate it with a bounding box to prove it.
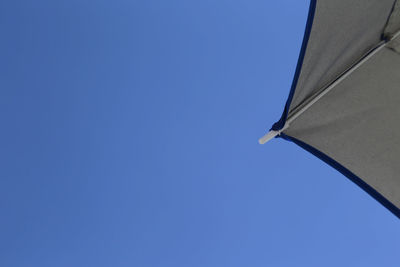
[280,133,400,219]
[271,0,317,131]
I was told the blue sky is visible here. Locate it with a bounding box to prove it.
[1,0,399,266]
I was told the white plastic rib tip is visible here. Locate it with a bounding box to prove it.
[258,130,279,144]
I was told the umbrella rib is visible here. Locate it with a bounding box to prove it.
[259,29,400,145]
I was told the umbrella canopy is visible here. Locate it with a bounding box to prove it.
[261,0,400,218]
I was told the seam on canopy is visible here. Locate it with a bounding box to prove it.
[383,0,400,40]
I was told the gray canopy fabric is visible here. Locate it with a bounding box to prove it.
[269,0,400,218]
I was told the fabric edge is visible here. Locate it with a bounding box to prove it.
[271,0,317,131]
[279,133,400,220]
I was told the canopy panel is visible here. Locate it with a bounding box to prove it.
[287,0,395,118]
[272,0,400,217]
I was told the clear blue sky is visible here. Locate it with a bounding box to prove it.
[1,0,399,266]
